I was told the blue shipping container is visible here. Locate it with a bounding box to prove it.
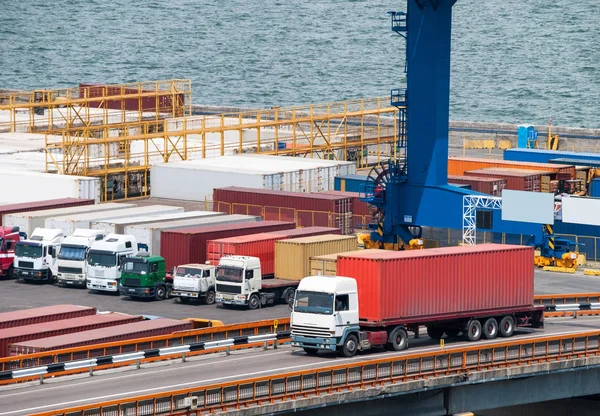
[334,174,369,193]
[504,148,600,164]
[589,179,600,197]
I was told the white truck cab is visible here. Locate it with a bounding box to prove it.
[57,229,106,287]
[172,263,217,305]
[14,228,64,283]
[290,276,359,354]
[86,234,138,293]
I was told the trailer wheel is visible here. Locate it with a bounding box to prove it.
[155,286,166,301]
[386,327,408,351]
[7,266,14,280]
[180,297,190,304]
[341,334,359,357]
[205,289,216,305]
[284,288,296,306]
[482,318,498,339]
[499,316,515,337]
[426,326,444,340]
[248,294,260,310]
[465,319,482,342]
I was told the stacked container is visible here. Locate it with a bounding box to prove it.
[447,175,507,196]
[314,190,373,228]
[0,198,95,227]
[0,305,97,329]
[448,156,575,179]
[333,174,369,193]
[160,221,296,270]
[464,168,553,192]
[213,187,354,234]
[274,234,358,280]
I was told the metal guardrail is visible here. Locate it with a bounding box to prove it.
[31,329,600,416]
[0,318,289,372]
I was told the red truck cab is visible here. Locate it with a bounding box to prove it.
[0,226,23,279]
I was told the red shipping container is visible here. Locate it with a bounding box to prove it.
[0,305,96,330]
[207,227,341,274]
[161,220,295,270]
[448,175,507,196]
[336,244,534,323]
[0,198,94,226]
[464,168,552,191]
[0,313,143,357]
[212,187,354,234]
[79,84,185,114]
[9,318,192,355]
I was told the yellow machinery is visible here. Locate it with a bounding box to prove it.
[358,233,424,250]
[181,318,224,329]
[547,120,559,150]
[533,225,580,272]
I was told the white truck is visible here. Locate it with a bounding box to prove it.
[86,234,140,293]
[14,228,64,283]
[171,263,217,305]
[215,256,298,310]
[56,229,106,287]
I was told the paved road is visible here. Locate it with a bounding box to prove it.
[1,316,599,415]
[0,270,597,324]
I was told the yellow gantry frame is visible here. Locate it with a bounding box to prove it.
[44,97,401,201]
[0,79,192,133]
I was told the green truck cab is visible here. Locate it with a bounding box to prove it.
[119,252,172,301]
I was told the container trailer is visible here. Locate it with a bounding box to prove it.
[0,198,94,227]
[56,229,106,287]
[291,245,544,357]
[0,313,142,357]
[0,305,96,329]
[9,318,192,355]
[13,228,64,283]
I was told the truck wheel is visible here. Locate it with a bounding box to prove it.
[155,286,166,301]
[465,319,482,342]
[482,318,498,339]
[180,297,190,304]
[248,294,260,310]
[386,327,408,351]
[205,289,216,305]
[341,334,359,357]
[303,348,318,356]
[426,326,444,340]
[7,266,14,280]
[284,288,295,306]
[499,316,515,337]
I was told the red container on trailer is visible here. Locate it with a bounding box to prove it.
[336,244,534,323]
[9,318,192,355]
[448,175,507,196]
[464,168,552,191]
[0,313,143,357]
[160,221,295,270]
[0,198,94,226]
[212,187,354,234]
[0,305,97,330]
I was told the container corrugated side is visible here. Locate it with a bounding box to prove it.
[447,175,507,196]
[161,221,296,270]
[264,227,342,238]
[448,157,575,179]
[9,318,193,355]
[309,249,374,276]
[274,234,358,280]
[0,313,143,357]
[337,244,534,323]
[590,179,600,197]
[464,168,549,191]
[0,305,97,329]
[0,198,95,227]
[207,233,283,275]
[91,211,223,234]
[334,175,369,193]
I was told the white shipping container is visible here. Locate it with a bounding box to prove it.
[90,210,225,234]
[3,203,136,237]
[126,214,261,256]
[0,169,101,204]
[46,205,184,236]
[150,155,356,201]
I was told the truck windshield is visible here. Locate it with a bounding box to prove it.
[123,261,148,274]
[15,243,42,259]
[216,266,243,283]
[176,267,203,278]
[294,291,334,315]
[58,245,87,261]
[87,250,116,267]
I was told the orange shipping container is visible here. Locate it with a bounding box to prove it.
[448,157,575,179]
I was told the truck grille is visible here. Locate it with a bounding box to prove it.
[174,285,196,291]
[291,324,332,338]
[216,284,241,294]
[58,266,83,274]
[123,278,141,286]
[19,261,34,269]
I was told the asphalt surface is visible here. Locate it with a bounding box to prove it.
[1,316,599,415]
[0,270,597,324]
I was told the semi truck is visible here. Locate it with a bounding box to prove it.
[171,263,217,305]
[56,229,106,287]
[86,234,140,293]
[14,228,64,283]
[0,226,24,279]
[215,255,298,310]
[119,252,172,301]
[290,245,544,357]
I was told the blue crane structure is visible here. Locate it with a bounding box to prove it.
[361,1,545,249]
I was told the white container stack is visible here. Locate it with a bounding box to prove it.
[150,154,356,201]
[90,210,225,234]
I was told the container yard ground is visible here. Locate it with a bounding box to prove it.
[0,270,596,323]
